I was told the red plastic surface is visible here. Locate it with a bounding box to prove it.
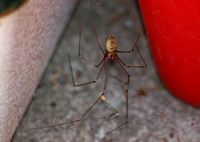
[139,0,200,106]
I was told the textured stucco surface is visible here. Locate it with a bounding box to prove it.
[13,0,200,142]
[0,0,77,141]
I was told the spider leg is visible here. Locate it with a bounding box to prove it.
[78,29,104,67]
[115,50,147,68]
[27,60,109,131]
[106,58,128,134]
[122,0,142,32]
[115,34,140,54]
[113,55,130,84]
[68,52,105,86]
[116,0,142,53]
[89,12,105,55]
[27,93,105,131]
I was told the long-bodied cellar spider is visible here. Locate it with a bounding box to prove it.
[28,0,147,134]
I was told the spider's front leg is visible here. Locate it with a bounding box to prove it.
[67,52,106,87]
[116,0,142,54]
[78,29,104,67]
[115,51,147,68]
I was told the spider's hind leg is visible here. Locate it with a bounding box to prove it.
[106,58,129,134]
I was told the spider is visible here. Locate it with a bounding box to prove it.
[28,0,147,134]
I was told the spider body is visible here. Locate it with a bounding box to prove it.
[28,0,147,135]
[105,34,117,61]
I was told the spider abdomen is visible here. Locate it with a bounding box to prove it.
[106,34,117,53]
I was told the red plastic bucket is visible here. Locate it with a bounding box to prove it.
[139,0,200,106]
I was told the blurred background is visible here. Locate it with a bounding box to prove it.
[13,0,200,141]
